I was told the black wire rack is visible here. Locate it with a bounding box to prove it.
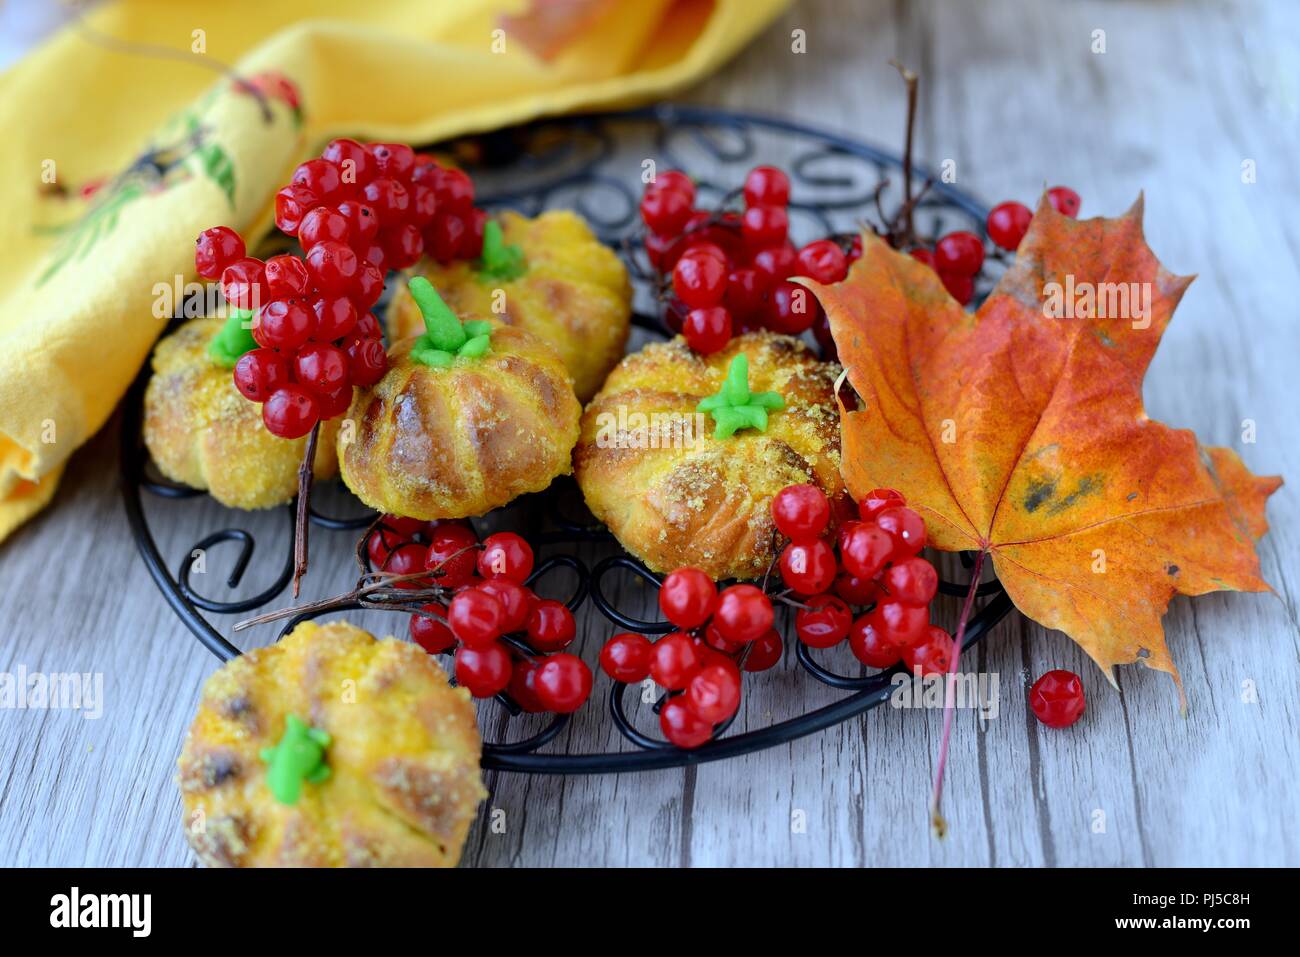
[121,105,1016,774]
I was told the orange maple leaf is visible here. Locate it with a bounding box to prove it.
[805,195,1281,688]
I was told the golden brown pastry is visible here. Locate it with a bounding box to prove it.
[575,332,852,580]
[177,619,485,868]
[386,209,631,401]
[143,319,339,509]
[338,316,581,520]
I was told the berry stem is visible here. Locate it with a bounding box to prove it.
[889,59,919,244]
[929,547,986,838]
[291,421,321,598]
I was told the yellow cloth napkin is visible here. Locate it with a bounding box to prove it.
[0,0,788,541]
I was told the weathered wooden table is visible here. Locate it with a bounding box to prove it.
[2,0,1297,867]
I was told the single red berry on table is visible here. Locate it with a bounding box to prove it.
[779,538,837,596]
[660,698,713,749]
[714,585,775,645]
[220,257,267,311]
[253,299,314,351]
[526,599,576,652]
[771,483,830,541]
[322,138,373,188]
[837,521,894,580]
[673,249,728,308]
[274,185,319,234]
[1029,669,1086,728]
[477,532,534,583]
[795,594,853,649]
[685,660,742,724]
[903,625,953,676]
[305,240,360,294]
[743,628,783,672]
[449,587,506,647]
[649,631,702,690]
[682,306,732,354]
[658,567,718,629]
[344,336,387,387]
[600,632,653,683]
[742,165,790,208]
[858,487,906,521]
[533,654,593,713]
[478,578,532,634]
[293,343,349,394]
[1047,186,1081,218]
[383,542,429,589]
[640,185,693,236]
[410,603,456,654]
[848,615,902,669]
[986,200,1033,250]
[741,204,788,249]
[934,231,985,276]
[871,598,930,649]
[795,239,848,283]
[423,523,479,587]
[292,159,344,205]
[310,295,358,342]
[883,556,939,607]
[262,385,318,438]
[195,226,245,279]
[875,505,927,558]
[232,349,288,403]
[455,642,512,698]
[766,280,818,334]
[507,658,546,713]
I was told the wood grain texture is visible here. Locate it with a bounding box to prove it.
[1,0,1297,867]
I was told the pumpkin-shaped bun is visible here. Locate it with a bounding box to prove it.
[387,210,631,401]
[338,319,581,520]
[177,619,485,868]
[143,319,339,509]
[575,332,852,580]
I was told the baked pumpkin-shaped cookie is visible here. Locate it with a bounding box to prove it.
[386,209,631,401]
[575,332,852,580]
[340,279,581,520]
[177,619,486,868]
[143,319,340,509]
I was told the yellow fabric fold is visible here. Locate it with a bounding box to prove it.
[0,0,787,540]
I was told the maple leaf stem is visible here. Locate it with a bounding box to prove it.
[929,548,986,838]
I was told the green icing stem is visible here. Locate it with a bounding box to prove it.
[207,307,257,368]
[697,353,784,439]
[476,220,526,282]
[259,714,331,806]
[407,277,494,367]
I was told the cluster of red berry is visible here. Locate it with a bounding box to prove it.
[639,165,858,356]
[909,185,1082,306]
[597,570,781,749]
[366,517,593,713]
[766,483,953,676]
[195,139,493,439]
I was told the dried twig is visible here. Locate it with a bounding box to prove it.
[889,59,920,244]
[292,422,321,598]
